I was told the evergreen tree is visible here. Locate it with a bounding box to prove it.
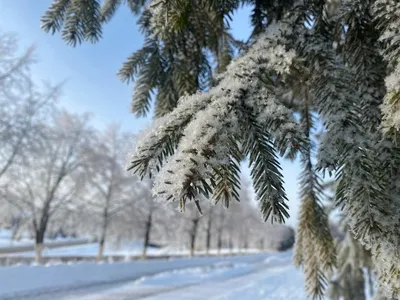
[42,0,400,298]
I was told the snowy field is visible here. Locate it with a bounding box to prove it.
[0,251,306,300]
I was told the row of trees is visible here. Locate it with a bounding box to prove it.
[0,31,294,263]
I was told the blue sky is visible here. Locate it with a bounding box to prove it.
[0,1,301,226]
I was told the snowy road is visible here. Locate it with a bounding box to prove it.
[1,252,306,300]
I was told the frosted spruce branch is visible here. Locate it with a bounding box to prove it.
[129,20,304,219]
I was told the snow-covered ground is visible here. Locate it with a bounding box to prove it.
[6,240,262,258]
[4,242,163,258]
[0,229,88,253]
[0,251,306,300]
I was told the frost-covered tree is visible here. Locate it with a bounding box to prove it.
[80,124,139,261]
[42,0,400,298]
[0,31,33,93]
[177,202,202,256]
[0,32,57,180]
[122,178,169,259]
[135,183,157,259]
[109,192,180,258]
[3,111,91,263]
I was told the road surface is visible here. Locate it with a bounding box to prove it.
[1,252,306,300]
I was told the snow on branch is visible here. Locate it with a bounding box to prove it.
[374,0,400,134]
[129,19,304,217]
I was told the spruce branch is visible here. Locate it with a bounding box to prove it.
[150,99,240,209]
[118,39,157,83]
[242,114,289,224]
[295,95,335,299]
[58,0,102,46]
[128,91,214,177]
[211,135,242,208]
[41,0,72,34]
[126,0,148,15]
[131,76,153,117]
[100,0,123,23]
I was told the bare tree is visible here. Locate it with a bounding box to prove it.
[141,201,153,259]
[4,111,91,263]
[117,178,158,260]
[104,188,173,260]
[0,31,33,91]
[130,180,180,259]
[81,124,140,261]
[0,32,57,181]
[181,204,202,257]
[135,186,159,260]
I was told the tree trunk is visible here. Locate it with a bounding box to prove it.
[34,208,50,265]
[217,209,225,255]
[228,236,233,255]
[97,238,105,262]
[260,239,264,251]
[142,211,152,260]
[217,228,223,255]
[11,216,22,240]
[34,243,44,264]
[189,217,200,257]
[97,206,109,262]
[205,211,212,255]
[243,232,248,251]
[34,230,45,264]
